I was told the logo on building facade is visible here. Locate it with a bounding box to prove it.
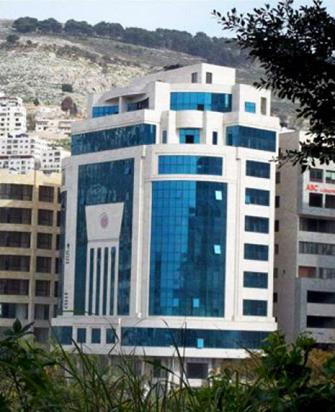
[100,212,109,229]
[306,184,319,192]
[306,184,335,194]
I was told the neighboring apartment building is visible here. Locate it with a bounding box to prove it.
[0,170,61,342]
[0,95,26,138]
[40,147,69,173]
[35,118,72,137]
[0,133,69,174]
[275,130,335,347]
[53,63,280,381]
[34,105,75,138]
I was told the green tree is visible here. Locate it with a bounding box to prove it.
[214,0,335,168]
[123,27,159,48]
[12,17,38,33]
[155,28,193,51]
[94,21,124,38]
[37,18,62,34]
[64,19,94,36]
[6,34,19,44]
[61,96,77,116]
[94,21,111,37]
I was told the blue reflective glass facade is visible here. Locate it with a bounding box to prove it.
[92,105,119,118]
[158,156,222,176]
[170,92,232,113]
[72,124,156,155]
[179,128,200,144]
[75,159,134,315]
[243,300,267,316]
[149,181,227,317]
[227,126,276,152]
[127,98,149,112]
[243,272,268,289]
[245,102,256,113]
[77,328,86,343]
[244,244,268,261]
[245,188,270,206]
[122,327,268,349]
[53,326,72,345]
[245,216,269,233]
[106,328,116,344]
[92,328,101,343]
[246,161,270,179]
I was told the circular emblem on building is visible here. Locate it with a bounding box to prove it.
[100,212,109,229]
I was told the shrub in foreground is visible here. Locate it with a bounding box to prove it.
[0,321,334,411]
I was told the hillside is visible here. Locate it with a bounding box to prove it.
[0,19,301,127]
[0,23,201,110]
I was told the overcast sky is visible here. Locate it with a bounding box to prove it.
[1,0,334,37]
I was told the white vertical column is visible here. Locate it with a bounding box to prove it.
[113,247,119,316]
[92,247,97,315]
[85,248,91,314]
[106,246,112,316]
[99,247,107,316]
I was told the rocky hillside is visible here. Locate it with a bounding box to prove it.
[0,20,202,111]
[0,19,301,126]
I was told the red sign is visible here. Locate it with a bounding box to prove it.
[305,184,335,194]
[306,184,319,192]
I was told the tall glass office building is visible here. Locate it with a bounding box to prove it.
[53,64,279,382]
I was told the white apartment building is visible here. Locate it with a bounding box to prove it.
[34,106,74,138]
[0,133,69,174]
[41,147,69,173]
[275,130,335,347]
[0,95,27,138]
[53,63,280,382]
[35,118,72,137]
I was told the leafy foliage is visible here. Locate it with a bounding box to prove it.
[93,21,124,38]
[37,18,63,34]
[51,139,70,151]
[214,0,335,168]
[0,322,335,411]
[61,96,77,116]
[64,20,94,36]
[12,17,38,33]
[6,34,19,44]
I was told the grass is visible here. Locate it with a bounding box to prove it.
[0,320,334,411]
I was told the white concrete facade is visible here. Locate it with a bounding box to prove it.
[35,118,72,137]
[0,95,26,138]
[0,132,69,174]
[53,64,279,380]
[275,131,335,346]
